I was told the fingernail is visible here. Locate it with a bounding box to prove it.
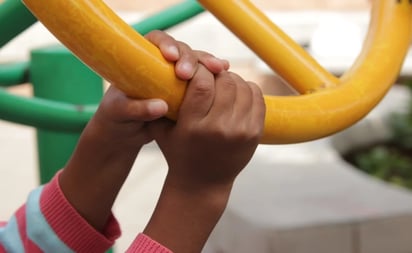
[168,45,179,58]
[180,62,194,75]
[148,100,168,115]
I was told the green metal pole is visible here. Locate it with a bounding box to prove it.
[132,0,204,34]
[30,45,103,184]
[0,0,204,130]
[0,88,95,130]
[0,0,37,47]
[0,62,29,86]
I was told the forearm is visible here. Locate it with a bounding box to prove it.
[59,118,141,232]
[143,177,233,253]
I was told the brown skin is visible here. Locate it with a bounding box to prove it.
[59,30,229,232]
[145,65,266,253]
[58,30,265,253]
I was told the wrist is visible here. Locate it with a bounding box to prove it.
[163,175,234,206]
[143,178,233,253]
[84,117,144,151]
[60,118,142,232]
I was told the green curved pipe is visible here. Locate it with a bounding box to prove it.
[0,0,37,47]
[0,0,205,130]
[132,0,204,34]
[0,62,30,86]
[0,88,95,131]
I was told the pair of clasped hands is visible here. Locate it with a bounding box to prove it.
[60,30,266,252]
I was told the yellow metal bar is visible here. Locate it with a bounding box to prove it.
[22,0,412,144]
[197,0,339,94]
[261,0,412,143]
[23,0,186,118]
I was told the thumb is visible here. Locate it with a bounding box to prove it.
[142,99,169,121]
[125,99,168,122]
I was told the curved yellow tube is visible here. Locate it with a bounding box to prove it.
[22,0,412,144]
[203,0,412,143]
[23,0,187,118]
[198,0,340,94]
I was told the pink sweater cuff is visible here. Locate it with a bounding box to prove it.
[126,233,173,253]
[39,171,121,252]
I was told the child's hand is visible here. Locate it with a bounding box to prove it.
[144,65,265,252]
[145,30,230,80]
[60,31,229,232]
[91,30,230,148]
[151,65,266,191]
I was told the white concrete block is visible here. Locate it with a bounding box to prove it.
[271,225,353,253]
[358,215,412,253]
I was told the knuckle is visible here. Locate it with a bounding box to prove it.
[197,120,229,140]
[247,81,258,89]
[249,126,264,141]
[178,41,192,52]
[193,119,262,146]
[232,121,263,143]
[216,72,236,88]
[237,126,260,142]
[192,78,212,95]
[250,83,266,108]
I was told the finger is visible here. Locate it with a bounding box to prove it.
[110,94,168,122]
[178,65,215,121]
[248,82,266,133]
[196,50,230,74]
[174,42,198,80]
[123,98,169,122]
[97,85,128,121]
[207,71,237,119]
[230,74,255,121]
[176,49,230,80]
[145,30,180,61]
[97,85,168,123]
[145,30,197,80]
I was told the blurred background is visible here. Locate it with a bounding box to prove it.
[1,0,412,253]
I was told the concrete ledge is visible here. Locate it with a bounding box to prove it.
[206,160,412,253]
[205,86,412,253]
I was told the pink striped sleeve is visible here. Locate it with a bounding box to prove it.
[39,172,121,252]
[0,243,6,253]
[14,206,43,252]
[1,199,44,252]
[2,171,171,253]
[1,172,122,252]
